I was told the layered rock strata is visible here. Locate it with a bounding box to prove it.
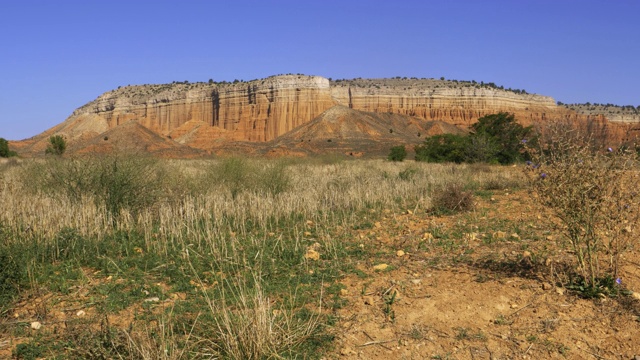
[22,75,639,156]
[66,75,334,143]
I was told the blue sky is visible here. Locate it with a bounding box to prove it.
[1,0,639,140]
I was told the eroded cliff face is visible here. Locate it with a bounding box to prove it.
[64,75,334,143]
[330,80,557,129]
[213,76,334,141]
[41,74,632,152]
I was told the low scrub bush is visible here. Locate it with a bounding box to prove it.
[21,155,165,218]
[525,122,640,295]
[207,157,292,198]
[431,183,475,214]
[93,155,165,217]
[45,135,67,156]
[258,160,291,196]
[388,145,407,162]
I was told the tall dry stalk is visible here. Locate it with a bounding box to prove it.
[526,122,640,289]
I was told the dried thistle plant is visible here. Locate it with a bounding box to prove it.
[525,121,640,292]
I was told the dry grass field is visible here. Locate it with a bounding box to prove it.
[1,156,640,359]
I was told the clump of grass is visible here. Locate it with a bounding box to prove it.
[207,157,291,198]
[0,245,23,308]
[431,183,475,214]
[199,272,323,360]
[398,166,418,182]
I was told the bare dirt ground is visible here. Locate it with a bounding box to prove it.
[329,190,640,359]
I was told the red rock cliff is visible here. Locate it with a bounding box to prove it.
[30,75,636,151]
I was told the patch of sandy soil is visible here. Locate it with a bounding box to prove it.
[330,190,640,359]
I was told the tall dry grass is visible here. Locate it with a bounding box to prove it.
[0,157,524,357]
[0,158,523,255]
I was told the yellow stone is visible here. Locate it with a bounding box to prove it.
[304,249,320,261]
[373,263,389,271]
[493,231,507,239]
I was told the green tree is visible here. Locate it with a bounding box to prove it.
[45,135,66,156]
[388,145,407,162]
[0,138,17,158]
[471,112,534,164]
[464,133,500,163]
[414,134,467,163]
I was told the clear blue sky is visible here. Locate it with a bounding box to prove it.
[1,0,638,140]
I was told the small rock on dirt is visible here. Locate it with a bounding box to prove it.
[30,321,42,330]
[304,249,320,261]
[542,282,553,290]
[632,292,640,301]
[555,287,566,295]
[493,231,507,239]
[396,250,405,257]
[341,347,356,356]
[373,263,389,271]
[363,296,375,305]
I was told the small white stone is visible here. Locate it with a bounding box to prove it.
[30,321,42,330]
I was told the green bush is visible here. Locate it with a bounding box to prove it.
[471,112,534,164]
[415,113,535,165]
[0,137,17,158]
[415,134,467,163]
[209,157,255,199]
[22,157,94,203]
[388,145,407,162]
[45,135,67,156]
[93,155,164,217]
[258,161,291,196]
[22,155,165,218]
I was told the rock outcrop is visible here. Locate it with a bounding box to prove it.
[67,75,335,143]
[330,78,558,129]
[15,74,640,156]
